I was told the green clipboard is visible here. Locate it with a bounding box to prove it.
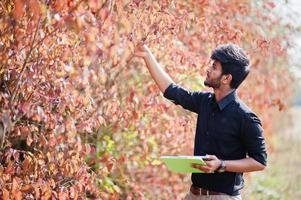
[160,155,208,173]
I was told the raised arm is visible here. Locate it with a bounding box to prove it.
[134,44,174,93]
[134,44,208,113]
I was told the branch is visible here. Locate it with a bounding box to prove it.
[10,17,41,105]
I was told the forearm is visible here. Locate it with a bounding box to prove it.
[143,48,174,93]
[225,157,266,173]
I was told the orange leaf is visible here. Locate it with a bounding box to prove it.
[13,190,22,200]
[38,134,47,146]
[13,0,25,20]
[21,184,33,192]
[88,0,102,12]
[28,0,42,21]
[12,177,18,194]
[48,135,57,147]
[58,191,68,200]
[2,188,10,200]
[53,0,67,12]
[31,113,41,122]
[34,184,40,199]
[70,186,78,199]
[22,155,32,171]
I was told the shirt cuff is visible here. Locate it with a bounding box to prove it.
[249,152,267,166]
[163,83,176,100]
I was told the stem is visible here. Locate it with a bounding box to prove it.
[10,17,41,105]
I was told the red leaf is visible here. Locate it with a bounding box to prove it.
[58,191,69,200]
[99,8,109,21]
[266,2,276,9]
[26,133,33,146]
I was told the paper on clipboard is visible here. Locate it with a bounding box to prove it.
[160,155,208,173]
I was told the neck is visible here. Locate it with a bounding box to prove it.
[213,87,235,102]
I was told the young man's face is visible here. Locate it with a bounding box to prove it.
[204,59,223,89]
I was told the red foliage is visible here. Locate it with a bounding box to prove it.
[0,0,294,198]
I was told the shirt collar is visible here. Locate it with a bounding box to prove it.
[213,90,237,111]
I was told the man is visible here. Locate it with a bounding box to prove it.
[134,43,267,200]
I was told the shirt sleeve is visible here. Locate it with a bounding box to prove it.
[241,112,267,166]
[163,83,207,113]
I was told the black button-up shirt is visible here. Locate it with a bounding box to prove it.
[163,83,267,196]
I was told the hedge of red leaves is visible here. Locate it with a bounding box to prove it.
[0,0,294,199]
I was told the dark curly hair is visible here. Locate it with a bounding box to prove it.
[211,44,250,89]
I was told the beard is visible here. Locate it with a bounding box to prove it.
[204,74,222,89]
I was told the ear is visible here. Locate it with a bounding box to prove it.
[222,74,232,85]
